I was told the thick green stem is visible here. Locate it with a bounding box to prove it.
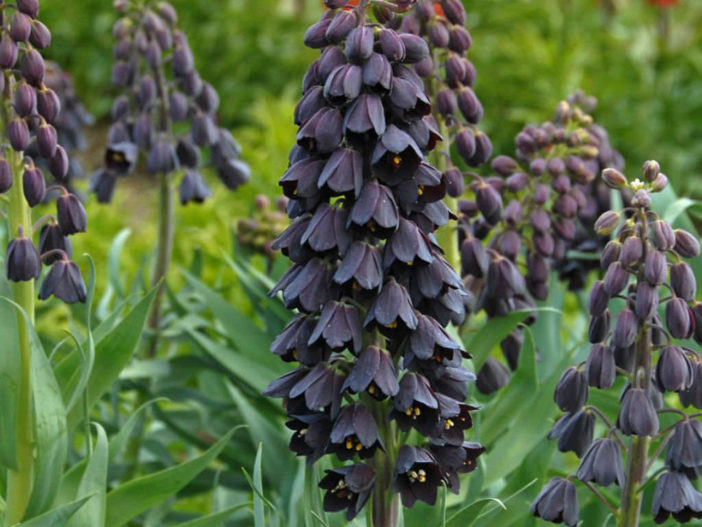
[371,402,399,527]
[619,210,652,527]
[145,172,174,359]
[6,148,35,524]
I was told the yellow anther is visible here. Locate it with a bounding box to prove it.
[418,474,427,483]
[392,155,402,168]
[406,260,414,266]
[444,419,455,430]
[405,407,413,416]
[355,443,363,451]
[386,320,398,329]
[346,440,353,450]
[368,384,376,394]
[408,470,418,482]
[418,185,424,196]
[413,407,421,417]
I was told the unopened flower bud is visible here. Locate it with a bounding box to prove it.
[10,13,32,42]
[620,236,643,267]
[554,367,588,412]
[657,345,693,392]
[146,140,178,174]
[631,189,651,208]
[444,167,463,197]
[37,88,61,123]
[23,164,45,206]
[13,82,36,118]
[491,155,518,176]
[9,118,30,151]
[602,168,627,189]
[325,9,357,44]
[666,298,694,340]
[643,160,660,182]
[49,145,69,180]
[651,172,668,192]
[399,33,429,64]
[37,124,58,158]
[21,49,45,85]
[0,35,18,68]
[17,0,39,18]
[674,229,700,259]
[0,159,11,193]
[594,210,620,235]
[670,263,696,301]
[586,343,616,389]
[618,388,658,436]
[651,220,675,251]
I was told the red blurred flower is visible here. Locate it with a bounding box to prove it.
[646,0,679,7]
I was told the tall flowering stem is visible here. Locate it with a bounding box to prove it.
[533,162,702,527]
[458,94,623,393]
[0,0,88,520]
[265,1,483,525]
[393,0,491,272]
[98,0,250,357]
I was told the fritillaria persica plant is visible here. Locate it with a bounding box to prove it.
[533,162,702,526]
[265,0,483,524]
[96,0,250,358]
[0,0,87,521]
[457,94,623,393]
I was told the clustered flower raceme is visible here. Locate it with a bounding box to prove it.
[1,0,87,304]
[25,61,94,185]
[392,0,491,199]
[264,1,483,520]
[236,194,289,263]
[92,0,249,204]
[457,94,623,393]
[533,162,702,526]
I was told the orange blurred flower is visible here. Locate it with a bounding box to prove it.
[645,0,679,7]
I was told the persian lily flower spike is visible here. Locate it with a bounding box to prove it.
[390,0,491,272]
[533,161,702,527]
[457,93,623,393]
[264,1,483,525]
[0,0,88,521]
[96,0,249,359]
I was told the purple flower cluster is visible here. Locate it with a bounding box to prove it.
[25,61,94,185]
[1,0,87,303]
[533,162,702,526]
[458,94,623,392]
[264,1,483,520]
[93,0,249,204]
[392,0,491,197]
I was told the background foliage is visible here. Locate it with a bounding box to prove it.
[9,0,702,524]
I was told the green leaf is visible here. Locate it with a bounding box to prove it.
[172,503,251,527]
[463,310,529,369]
[104,427,243,527]
[108,228,131,300]
[0,297,69,518]
[0,276,19,469]
[253,443,265,527]
[66,424,108,526]
[446,498,505,526]
[19,496,92,527]
[661,197,700,225]
[63,286,157,432]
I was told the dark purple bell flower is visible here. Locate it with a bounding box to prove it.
[394,446,447,507]
[308,300,362,354]
[286,413,331,462]
[319,464,375,521]
[333,241,383,292]
[329,404,383,461]
[39,222,72,264]
[548,409,594,456]
[344,92,386,136]
[586,343,616,389]
[679,360,702,409]
[22,164,45,207]
[657,346,694,393]
[405,312,464,364]
[429,442,484,493]
[6,232,41,282]
[272,258,336,313]
[576,438,625,487]
[296,106,343,154]
[383,217,433,268]
[56,193,87,235]
[433,393,476,446]
[262,366,309,399]
[531,477,579,527]
[105,142,138,175]
[618,387,659,436]
[671,263,697,302]
[612,308,637,349]
[652,471,702,524]
[289,362,344,415]
[666,298,695,340]
[342,346,399,400]
[665,420,702,479]
[271,314,326,365]
[475,357,509,394]
[90,169,117,203]
[300,203,351,254]
[364,278,418,334]
[179,170,211,204]
[554,367,588,413]
[317,147,363,197]
[39,257,87,304]
[391,372,439,435]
